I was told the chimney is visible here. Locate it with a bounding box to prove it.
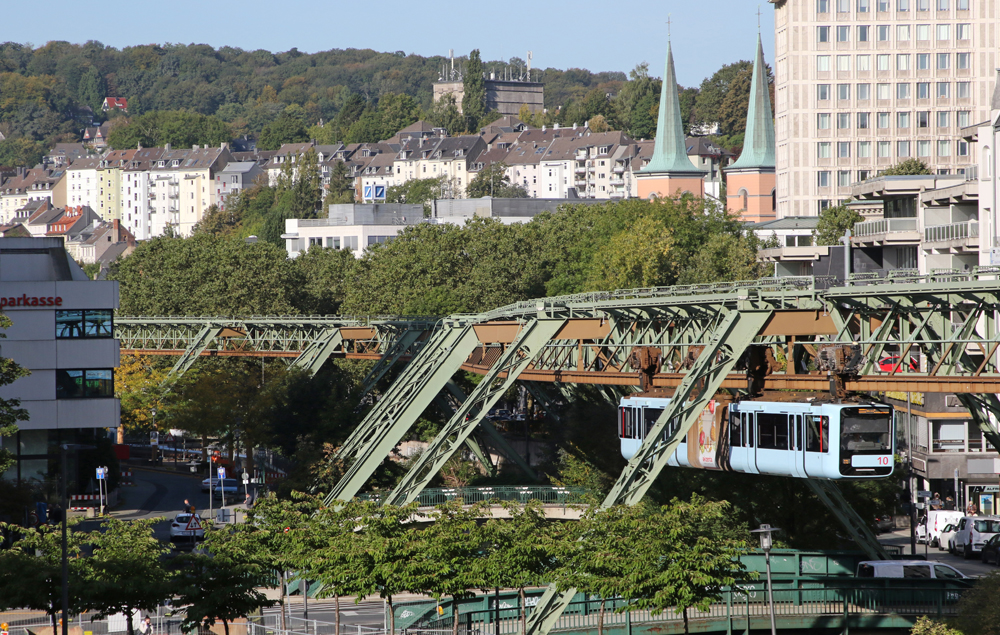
[192,144,199,150]
[542,125,546,132]
[554,123,560,130]
[163,143,170,151]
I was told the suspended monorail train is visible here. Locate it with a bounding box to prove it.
[618,395,894,479]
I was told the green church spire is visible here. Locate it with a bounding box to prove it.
[641,42,703,174]
[730,34,776,170]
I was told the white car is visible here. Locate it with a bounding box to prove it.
[201,477,220,493]
[939,523,960,553]
[953,515,1000,559]
[169,513,205,543]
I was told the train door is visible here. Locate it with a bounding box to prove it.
[789,413,807,478]
[803,413,830,477]
[727,406,746,472]
[744,410,760,474]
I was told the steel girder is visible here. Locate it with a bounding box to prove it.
[357,328,425,397]
[170,325,222,375]
[384,319,564,505]
[806,480,890,560]
[290,328,343,376]
[323,322,482,505]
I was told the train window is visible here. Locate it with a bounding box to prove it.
[743,412,754,447]
[644,408,663,437]
[793,415,802,450]
[758,413,790,450]
[620,408,635,439]
[730,412,742,447]
[806,415,830,453]
[841,408,892,453]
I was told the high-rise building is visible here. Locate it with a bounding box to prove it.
[771,0,998,217]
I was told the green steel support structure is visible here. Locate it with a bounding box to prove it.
[291,328,343,376]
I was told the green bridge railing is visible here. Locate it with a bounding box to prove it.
[357,486,591,507]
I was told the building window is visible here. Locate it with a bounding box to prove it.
[819,200,832,213]
[858,141,872,157]
[897,112,911,128]
[817,55,831,72]
[917,140,931,157]
[937,140,951,157]
[917,0,929,8]
[818,84,831,100]
[857,55,871,71]
[877,83,891,100]
[838,113,851,129]
[858,112,870,128]
[818,0,830,10]
[937,111,949,128]
[858,0,870,9]
[897,25,910,41]
[837,55,851,71]
[326,236,340,249]
[897,83,911,99]
[937,82,950,99]
[838,0,851,9]
[916,53,930,70]
[956,0,968,8]
[957,140,969,156]
[56,369,114,399]
[838,141,851,157]
[957,111,970,127]
[956,52,970,69]
[818,26,831,42]
[957,82,970,99]
[956,23,970,40]
[877,54,890,71]
[917,82,930,99]
[878,141,891,157]
[898,140,912,157]
[837,171,852,187]
[818,142,832,158]
[857,83,871,100]
[877,25,890,41]
[858,25,870,41]
[897,54,910,71]
[936,24,950,40]
[55,310,114,338]
[937,53,950,70]
[818,171,831,187]
[859,169,871,180]
[916,111,929,128]
[837,84,850,100]
[936,0,948,8]
[837,25,850,41]
[877,0,889,9]
[818,113,831,129]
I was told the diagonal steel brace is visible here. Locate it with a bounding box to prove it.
[169,325,223,376]
[290,328,343,377]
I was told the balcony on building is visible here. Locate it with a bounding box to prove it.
[920,178,979,271]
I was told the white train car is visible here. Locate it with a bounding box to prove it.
[619,395,894,480]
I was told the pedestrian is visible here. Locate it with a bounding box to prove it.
[138,616,152,635]
[944,496,955,510]
[966,501,977,516]
[930,492,943,510]
[183,499,195,514]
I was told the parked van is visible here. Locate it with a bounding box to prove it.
[856,560,967,580]
[952,515,1000,559]
[917,510,964,547]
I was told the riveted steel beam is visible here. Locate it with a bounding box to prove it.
[357,327,426,397]
[170,325,223,376]
[290,328,343,376]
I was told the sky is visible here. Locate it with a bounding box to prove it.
[1,0,776,88]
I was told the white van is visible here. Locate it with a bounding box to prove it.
[917,510,964,547]
[856,560,966,580]
[952,515,1000,559]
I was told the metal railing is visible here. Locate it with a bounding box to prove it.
[924,221,979,243]
[356,486,590,507]
[853,217,918,238]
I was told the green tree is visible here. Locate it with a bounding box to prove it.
[77,66,106,112]
[327,160,355,204]
[813,204,863,246]
[953,571,1000,635]
[466,162,528,199]
[882,158,932,176]
[429,93,465,136]
[82,518,171,635]
[386,176,446,214]
[462,50,486,131]
[285,148,323,218]
[692,60,753,135]
[292,245,357,314]
[106,110,232,150]
[612,63,660,138]
[417,501,485,635]
[0,313,30,474]
[676,232,770,285]
[588,114,610,133]
[258,114,309,151]
[584,216,674,291]
[0,137,47,168]
[910,617,963,635]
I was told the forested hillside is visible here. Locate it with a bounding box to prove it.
[0,41,770,166]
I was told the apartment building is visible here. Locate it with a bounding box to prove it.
[96,149,138,222]
[120,148,166,240]
[392,135,487,199]
[0,168,66,224]
[771,0,998,217]
[66,158,102,216]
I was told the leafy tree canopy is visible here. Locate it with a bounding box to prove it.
[813,204,863,246]
[881,159,932,176]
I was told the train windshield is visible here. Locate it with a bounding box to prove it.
[840,408,892,454]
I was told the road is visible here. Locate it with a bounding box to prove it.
[880,526,998,577]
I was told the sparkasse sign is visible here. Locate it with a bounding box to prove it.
[0,294,63,308]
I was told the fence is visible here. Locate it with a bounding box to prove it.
[356,487,590,508]
[924,221,979,243]
[853,217,919,238]
[247,615,388,635]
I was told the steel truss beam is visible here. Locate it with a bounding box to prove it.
[384,319,563,505]
[357,327,425,397]
[323,322,481,504]
[170,325,222,375]
[290,328,343,376]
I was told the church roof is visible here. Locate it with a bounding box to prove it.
[729,34,776,170]
[640,43,705,175]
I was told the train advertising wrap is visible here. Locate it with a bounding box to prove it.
[687,400,723,470]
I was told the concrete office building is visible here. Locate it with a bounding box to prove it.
[0,238,120,486]
[771,0,998,217]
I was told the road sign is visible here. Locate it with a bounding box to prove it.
[96,467,106,480]
[150,431,159,446]
[242,470,249,483]
[217,466,226,480]
[918,490,932,499]
[185,516,202,532]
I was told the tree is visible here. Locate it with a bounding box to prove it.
[882,159,932,176]
[692,61,754,135]
[258,114,309,151]
[584,216,674,291]
[78,66,106,113]
[284,148,323,218]
[0,313,29,473]
[466,162,528,199]
[953,571,1000,635]
[813,204,863,246]
[612,63,660,138]
[462,50,486,131]
[113,353,171,444]
[910,617,963,635]
[327,160,355,204]
[292,245,357,314]
[676,232,770,285]
[105,111,232,150]
[0,137,47,168]
[429,93,465,136]
[386,176,446,214]
[588,114,609,133]
[476,501,558,634]
[82,518,172,635]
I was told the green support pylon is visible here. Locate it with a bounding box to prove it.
[323,322,481,505]
[169,325,222,376]
[384,318,564,505]
[523,308,773,635]
[357,327,426,397]
[290,328,344,376]
[806,480,890,560]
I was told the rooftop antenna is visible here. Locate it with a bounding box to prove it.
[757,5,762,31]
[527,51,533,82]
[667,14,672,41]
[449,49,455,80]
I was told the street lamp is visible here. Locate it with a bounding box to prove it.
[60,443,95,635]
[751,524,780,635]
[151,408,157,463]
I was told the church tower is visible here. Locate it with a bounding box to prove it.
[725,35,776,223]
[635,42,706,200]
